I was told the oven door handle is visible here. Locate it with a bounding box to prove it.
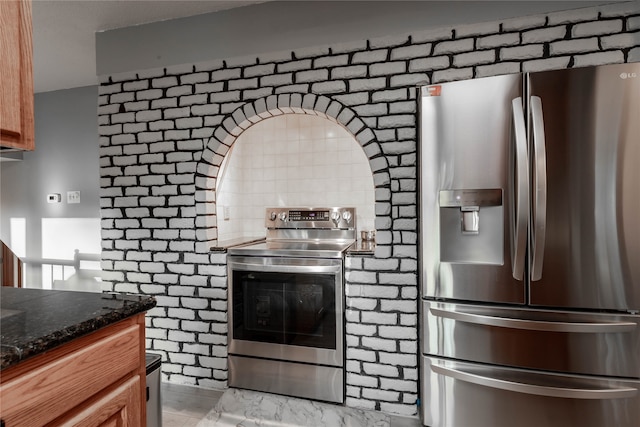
[228,261,342,274]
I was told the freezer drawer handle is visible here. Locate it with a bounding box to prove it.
[432,362,638,399]
[430,307,637,333]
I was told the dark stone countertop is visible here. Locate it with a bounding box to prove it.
[0,287,156,371]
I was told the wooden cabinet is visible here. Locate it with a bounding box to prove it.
[0,314,147,426]
[0,0,35,151]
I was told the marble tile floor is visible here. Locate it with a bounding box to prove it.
[161,383,422,427]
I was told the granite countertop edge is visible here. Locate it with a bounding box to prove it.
[1,291,156,371]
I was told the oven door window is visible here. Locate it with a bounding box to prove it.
[232,271,336,349]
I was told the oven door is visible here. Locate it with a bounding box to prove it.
[227,256,344,367]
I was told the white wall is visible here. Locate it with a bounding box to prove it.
[0,86,101,287]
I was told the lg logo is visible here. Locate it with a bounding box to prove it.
[619,72,638,79]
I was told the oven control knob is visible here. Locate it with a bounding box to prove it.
[330,211,341,225]
[278,212,287,221]
[269,211,277,221]
[342,210,352,223]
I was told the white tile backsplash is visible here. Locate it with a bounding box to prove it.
[216,114,376,240]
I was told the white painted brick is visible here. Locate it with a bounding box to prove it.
[551,37,601,55]
[169,352,196,365]
[346,348,377,362]
[432,67,474,83]
[168,308,195,320]
[346,360,361,374]
[391,43,431,60]
[345,270,377,284]
[152,98,178,109]
[361,336,397,352]
[631,16,640,31]
[400,313,417,326]
[476,62,520,77]
[114,283,140,293]
[370,62,406,76]
[379,299,416,315]
[574,19,623,37]
[332,65,368,79]
[345,297,378,311]
[361,311,397,325]
[371,88,407,103]
[352,49,388,64]
[454,50,495,67]
[379,115,414,129]
[198,333,225,345]
[153,76,178,88]
[477,33,520,49]
[111,92,135,103]
[346,323,377,336]
[277,59,312,73]
[379,325,416,340]
[346,372,378,388]
[379,352,417,367]
[315,54,349,67]
[362,388,400,403]
[389,73,429,88]
[362,362,399,378]
[311,81,347,94]
[154,340,180,352]
[630,47,640,62]
[167,85,191,98]
[573,51,624,68]
[501,45,544,61]
[433,38,474,55]
[601,33,640,50]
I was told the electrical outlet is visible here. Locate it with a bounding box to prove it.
[67,191,81,204]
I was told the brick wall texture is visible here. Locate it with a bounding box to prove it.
[98,2,640,417]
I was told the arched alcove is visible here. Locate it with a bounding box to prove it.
[216,113,376,241]
[194,93,389,252]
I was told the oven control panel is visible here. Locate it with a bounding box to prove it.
[265,207,356,229]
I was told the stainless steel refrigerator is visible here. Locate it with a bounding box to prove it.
[419,62,640,427]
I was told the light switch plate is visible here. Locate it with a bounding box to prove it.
[67,191,81,204]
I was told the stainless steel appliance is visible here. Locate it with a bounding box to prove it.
[227,207,356,404]
[419,63,640,427]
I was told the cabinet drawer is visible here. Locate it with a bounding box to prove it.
[54,376,142,427]
[0,323,141,426]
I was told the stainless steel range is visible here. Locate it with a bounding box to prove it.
[226,207,356,404]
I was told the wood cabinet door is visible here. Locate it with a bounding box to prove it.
[0,0,34,150]
[54,376,142,427]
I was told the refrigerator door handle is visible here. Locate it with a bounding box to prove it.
[530,96,547,281]
[511,97,529,281]
[430,307,637,333]
[431,362,638,400]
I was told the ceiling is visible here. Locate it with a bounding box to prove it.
[32,0,268,93]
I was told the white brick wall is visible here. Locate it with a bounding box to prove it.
[97,2,640,417]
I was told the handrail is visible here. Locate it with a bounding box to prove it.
[19,250,102,290]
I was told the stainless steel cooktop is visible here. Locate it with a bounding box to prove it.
[227,207,357,258]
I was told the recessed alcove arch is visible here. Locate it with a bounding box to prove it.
[194,93,390,253]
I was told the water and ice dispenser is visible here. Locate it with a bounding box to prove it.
[439,189,503,265]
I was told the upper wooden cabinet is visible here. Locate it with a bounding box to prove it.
[0,0,34,151]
